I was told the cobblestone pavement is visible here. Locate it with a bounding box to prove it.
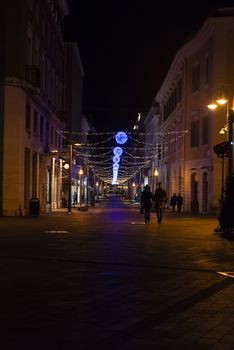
[0,195,234,349]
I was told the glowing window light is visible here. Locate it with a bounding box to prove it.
[113,147,123,156]
[113,155,120,163]
[115,131,128,145]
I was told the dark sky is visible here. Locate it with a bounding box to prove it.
[64,0,230,132]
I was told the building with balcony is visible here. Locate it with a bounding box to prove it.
[146,6,234,213]
[0,0,69,215]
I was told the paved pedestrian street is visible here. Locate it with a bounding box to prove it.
[0,195,234,349]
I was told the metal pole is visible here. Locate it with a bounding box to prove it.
[151,160,154,193]
[227,102,233,183]
[68,143,72,214]
[79,172,82,206]
[221,155,224,204]
[86,165,89,206]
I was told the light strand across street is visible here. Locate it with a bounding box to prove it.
[54,129,188,184]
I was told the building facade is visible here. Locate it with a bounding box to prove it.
[146,7,234,213]
[0,0,69,215]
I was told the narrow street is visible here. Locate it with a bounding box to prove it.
[0,196,234,349]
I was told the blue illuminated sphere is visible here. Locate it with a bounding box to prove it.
[115,131,128,145]
[113,156,120,163]
[113,147,123,156]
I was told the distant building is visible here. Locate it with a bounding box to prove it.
[145,6,234,213]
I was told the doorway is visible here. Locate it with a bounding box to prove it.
[191,173,199,213]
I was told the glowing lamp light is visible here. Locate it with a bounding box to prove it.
[113,163,119,170]
[113,155,120,163]
[207,103,218,110]
[115,131,128,145]
[216,98,228,105]
[63,163,69,169]
[113,147,123,156]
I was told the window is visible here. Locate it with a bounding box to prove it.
[35,37,40,67]
[25,103,31,130]
[45,121,49,151]
[50,125,54,145]
[27,27,32,65]
[35,0,39,24]
[32,151,37,197]
[191,120,199,147]
[40,115,44,141]
[158,144,162,160]
[205,56,210,84]
[41,54,45,93]
[177,79,182,102]
[33,110,38,136]
[202,116,209,145]
[191,64,200,92]
[57,135,60,149]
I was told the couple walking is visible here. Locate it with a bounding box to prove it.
[140,183,167,224]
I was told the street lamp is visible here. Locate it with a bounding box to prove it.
[68,143,73,214]
[67,142,83,214]
[154,169,159,193]
[79,168,83,207]
[208,84,234,232]
[132,182,136,201]
[96,181,99,200]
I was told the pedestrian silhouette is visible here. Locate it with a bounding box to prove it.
[177,193,183,212]
[170,193,177,212]
[154,182,167,223]
[73,192,77,206]
[140,185,154,224]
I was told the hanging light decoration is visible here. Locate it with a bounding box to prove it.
[115,131,128,145]
[112,155,120,163]
[113,146,123,156]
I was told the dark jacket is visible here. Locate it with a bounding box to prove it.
[177,194,183,206]
[140,188,154,209]
[154,188,167,205]
[170,194,177,206]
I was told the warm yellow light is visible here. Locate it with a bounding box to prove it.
[216,98,228,105]
[63,163,69,169]
[219,128,226,135]
[79,168,83,175]
[207,103,218,110]
[154,169,159,176]
[132,182,136,187]
[96,181,99,186]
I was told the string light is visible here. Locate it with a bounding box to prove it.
[54,129,188,184]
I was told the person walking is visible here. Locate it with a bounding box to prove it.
[170,193,177,212]
[177,193,183,212]
[140,185,154,224]
[154,182,167,223]
[73,192,77,206]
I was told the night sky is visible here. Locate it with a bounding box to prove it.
[64,0,229,132]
